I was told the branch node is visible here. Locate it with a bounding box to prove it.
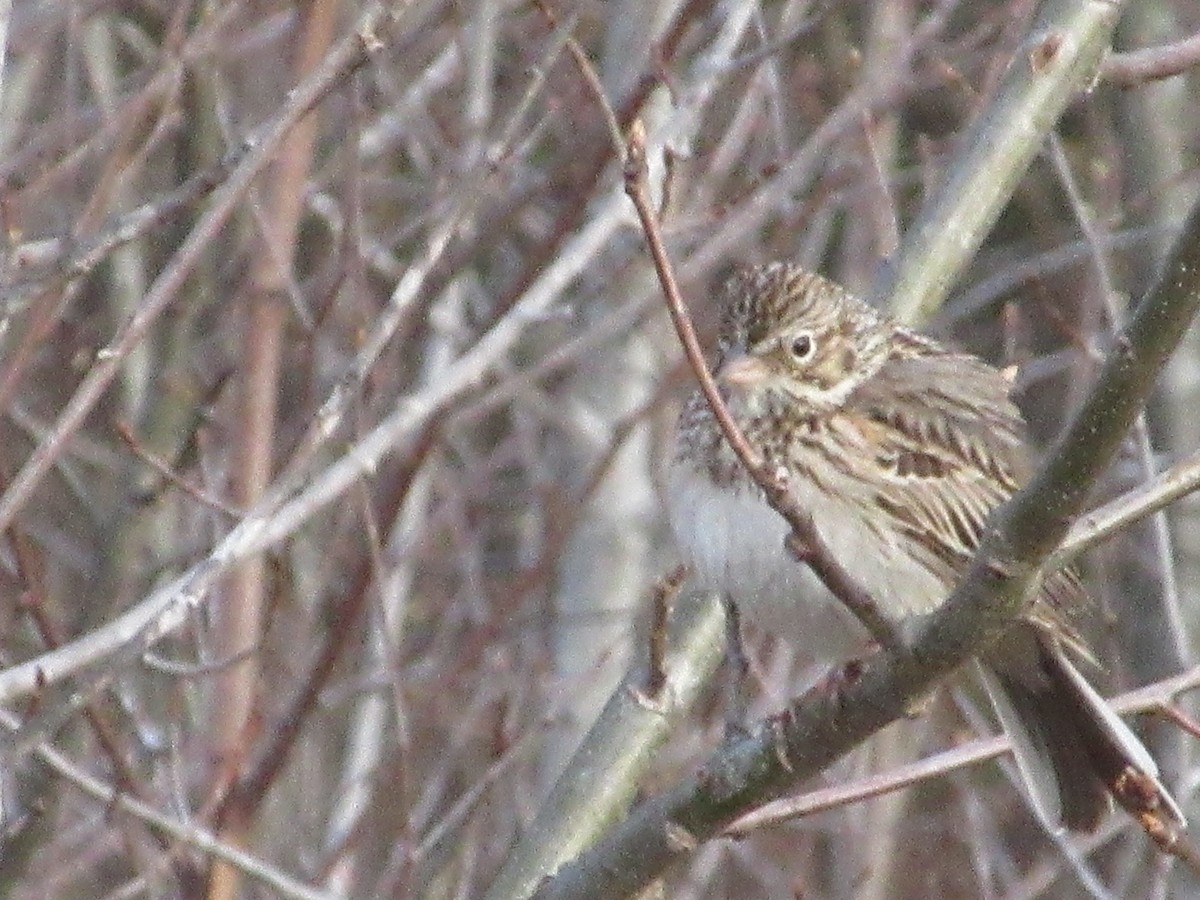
[663,821,698,853]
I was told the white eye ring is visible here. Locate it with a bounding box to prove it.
[790,331,815,361]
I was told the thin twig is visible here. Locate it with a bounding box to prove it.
[1055,448,1200,567]
[115,421,242,518]
[531,0,623,158]
[1102,30,1200,87]
[0,709,331,900]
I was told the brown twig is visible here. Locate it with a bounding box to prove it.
[7,528,202,890]
[531,0,624,157]
[209,421,441,829]
[1155,701,1200,742]
[207,7,344,896]
[115,421,242,517]
[531,15,904,649]
[10,533,135,798]
[648,565,688,696]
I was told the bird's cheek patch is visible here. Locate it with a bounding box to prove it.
[807,355,849,392]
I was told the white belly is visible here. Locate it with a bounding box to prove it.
[665,462,947,653]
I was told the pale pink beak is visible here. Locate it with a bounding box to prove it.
[716,354,770,390]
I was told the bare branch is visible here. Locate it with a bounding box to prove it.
[1103,30,1200,87]
[881,0,1121,324]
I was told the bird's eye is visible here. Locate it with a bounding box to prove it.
[790,332,815,361]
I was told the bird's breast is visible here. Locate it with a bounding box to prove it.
[665,456,952,645]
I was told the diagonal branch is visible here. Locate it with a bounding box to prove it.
[879,0,1123,324]
[725,663,1200,836]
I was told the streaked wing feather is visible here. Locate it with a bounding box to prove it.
[855,333,1032,485]
[849,340,1027,561]
[849,339,1091,646]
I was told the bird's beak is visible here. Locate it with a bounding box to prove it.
[716,354,769,391]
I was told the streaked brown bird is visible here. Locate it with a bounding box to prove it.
[667,262,1183,832]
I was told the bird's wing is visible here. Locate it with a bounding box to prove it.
[847,337,1090,642]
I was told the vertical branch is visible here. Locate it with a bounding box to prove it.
[207,4,340,899]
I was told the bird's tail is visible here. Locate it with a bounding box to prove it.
[979,630,1184,832]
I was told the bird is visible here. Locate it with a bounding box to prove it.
[665,261,1184,832]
